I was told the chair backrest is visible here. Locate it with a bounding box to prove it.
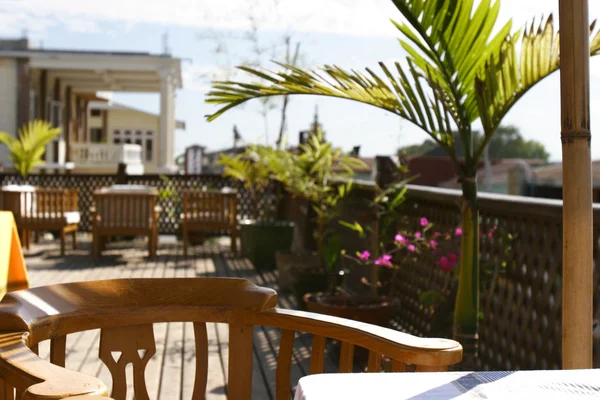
[182,190,238,228]
[35,188,78,214]
[0,188,78,226]
[93,192,157,231]
[0,278,462,400]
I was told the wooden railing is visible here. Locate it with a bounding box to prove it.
[328,183,600,371]
[2,170,597,370]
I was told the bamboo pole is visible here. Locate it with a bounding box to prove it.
[559,0,593,369]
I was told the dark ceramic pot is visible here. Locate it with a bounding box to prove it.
[240,220,294,271]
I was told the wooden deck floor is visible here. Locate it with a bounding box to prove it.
[24,234,338,400]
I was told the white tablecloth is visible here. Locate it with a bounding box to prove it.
[294,370,600,399]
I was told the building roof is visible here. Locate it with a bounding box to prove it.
[404,156,464,187]
[89,100,186,130]
[532,160,600,187]
[0,38,182,92]
[439,158,547,189]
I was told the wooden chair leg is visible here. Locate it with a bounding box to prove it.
[21,229,29,250]
[33,231,39,243]
[183,226,188,257]
[60,229,65,257]
[154,230,158,258]
[72,230,77,249]
[148,230,157,260]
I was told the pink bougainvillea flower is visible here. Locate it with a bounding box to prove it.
[429,240,438,248]
[437,256,455,272]
[394,234,405,243]
[487,231,494,238]
[374,254,393,267]
[415,232,422,239]
[433,231,440,237]
[358,250,371,261]
[420,217,429,227]
[455,227,463,236]
[447,253,458,263]
[407,244,416,252]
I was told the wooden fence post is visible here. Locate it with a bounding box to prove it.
[559,0,593,369]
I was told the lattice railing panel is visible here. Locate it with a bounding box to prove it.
[0,173,278,234]
[332,184,600,371]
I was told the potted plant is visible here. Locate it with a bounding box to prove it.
[303,178,410,326]
[266,130,366,304]
[219,146,294,271]
[0,120,60,182]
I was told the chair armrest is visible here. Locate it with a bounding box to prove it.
[253,308,463,369]
[0,332,108,399]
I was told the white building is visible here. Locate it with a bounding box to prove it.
[0,38,183,174]
[78,100,185,174]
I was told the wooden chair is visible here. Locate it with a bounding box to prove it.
[91,189,159,260]
[181,189,238,256]
[0,188,80,256]
[0,278,462,400]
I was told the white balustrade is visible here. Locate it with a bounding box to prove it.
[71,143,143,167]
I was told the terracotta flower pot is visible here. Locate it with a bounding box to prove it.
[303,293,396,327]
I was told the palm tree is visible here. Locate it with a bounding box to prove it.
[0,120,61,178]
[205,0,600,358]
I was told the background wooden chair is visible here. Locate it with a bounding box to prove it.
[0,188,80,256]
[91,189,159,260]
[0,278,462,400]
[181,189,238,256]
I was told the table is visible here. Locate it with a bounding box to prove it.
[294,370,600,399]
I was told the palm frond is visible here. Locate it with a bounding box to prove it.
[206,61,456,158]
[473,15,600,162]
[390,0,512,127]
[0,120,60,178]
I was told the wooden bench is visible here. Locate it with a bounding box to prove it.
[0,278,462,400]
[91,189,159,260]
[0,188,80,256]
[181,189,238,256]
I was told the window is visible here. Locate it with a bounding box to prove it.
[114,130,121,136]
[135,139,142,146]
[90,109,101,117]
[146,130,153,136]
[136,130,142,135]
[90,128,105,143]
[125,130,131,136]
[113,138,121,145]
[125,138,132,144]
[29,89,37,119]
[145,140,153,162]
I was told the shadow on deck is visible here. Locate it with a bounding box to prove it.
[23,234,338,400]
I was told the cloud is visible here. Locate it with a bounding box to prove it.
[3,0,600,41]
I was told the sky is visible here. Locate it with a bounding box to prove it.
[2,0,600,161]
